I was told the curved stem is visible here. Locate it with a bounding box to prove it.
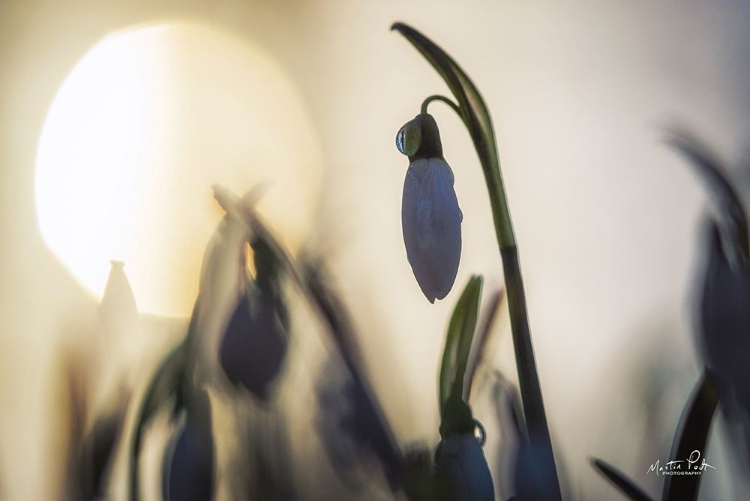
[394,22,560,500]
[421,94,463,118]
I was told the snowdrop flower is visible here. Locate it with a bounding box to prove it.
[397,113,463,303]
[219,239,288,401]
[435,396,494,501]
[163,390,215,501]
[698,220,750,413]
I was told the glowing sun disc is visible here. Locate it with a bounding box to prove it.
[35,22,322,316]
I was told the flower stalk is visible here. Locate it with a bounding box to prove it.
[393,22,561,499]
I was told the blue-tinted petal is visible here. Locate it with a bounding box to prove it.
[699,220,750,412]
[219,291,288,400]
[402,157,462,302]
[436,434,494,501]
[163,405,214,501]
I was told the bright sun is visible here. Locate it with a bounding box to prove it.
[35,22,322,316]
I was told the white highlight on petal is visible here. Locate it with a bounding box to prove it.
[401,157,462,303]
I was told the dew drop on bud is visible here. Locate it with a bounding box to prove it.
[396,120,421,157]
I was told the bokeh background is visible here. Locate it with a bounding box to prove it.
[2,1,750,499]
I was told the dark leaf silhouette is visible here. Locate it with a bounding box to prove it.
[129,338,188,501]
[591,458,654,501]
[666,130,749,267]
[306,262,406,493]
[662,371,719,501]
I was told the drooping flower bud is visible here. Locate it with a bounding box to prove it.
[698,220,750,412]
[398,113,463,303]
[435,433,494,501]
[163,390,214,501]
[219,239,288,400]
[435,396,494,501]
[219,290,288,400]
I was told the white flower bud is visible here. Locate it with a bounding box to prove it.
[402,157,463,303]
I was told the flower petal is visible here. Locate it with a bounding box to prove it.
[436,434,495,501]
[402,157,462,302]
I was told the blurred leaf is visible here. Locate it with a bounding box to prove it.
[82,403,128,500]
[591,458,655,501]
[439,275,483,413]
[665,130,749,266]
[302,261,364,373]
[662,371,719,501]
[305,262,406,492]
[129,338,188,501]
[402,446,436,501]
[213,186,303,287]
[139,342,187,423]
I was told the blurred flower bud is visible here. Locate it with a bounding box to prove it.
[219,289,288,401]
[435,433,494,501]
[163,390,214,501]
[397,113,463,303]
[697,220,750,412]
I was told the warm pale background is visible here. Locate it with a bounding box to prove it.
[2,1,750,499]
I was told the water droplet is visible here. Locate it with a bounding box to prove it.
[396,120,421,157]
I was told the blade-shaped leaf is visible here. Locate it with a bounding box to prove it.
[665,130,749,266]
[439,275,483,412]
[303,261,406,492]
[662,371,719,501]
[591,458,655,501]
[302,261,365,374]
[213,185,303,287]
[392,22,514,248]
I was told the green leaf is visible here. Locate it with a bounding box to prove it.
[392,22,514,248]
[439,275,483,413]
[662,371,719,501]
[591,458,655,501]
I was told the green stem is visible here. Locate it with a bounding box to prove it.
[421,94,462,117]
[502,247,559,497]
[395,22,560,498]
[420,69,560,501]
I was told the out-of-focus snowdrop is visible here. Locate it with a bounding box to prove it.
[697,221,750,415]
[667,132,750,430]
[436,433,494,501]
[219,238,289,402]
[397,113,463,303]
[162,388,215,501]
